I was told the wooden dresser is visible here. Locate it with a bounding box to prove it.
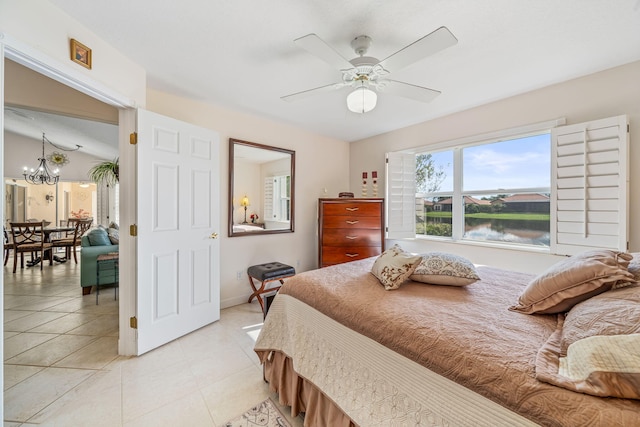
[318,198,385,268]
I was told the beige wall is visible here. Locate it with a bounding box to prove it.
[350,60,640,274]
[0,0,146,106]
[147,89,350,307]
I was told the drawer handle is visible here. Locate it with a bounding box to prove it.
[345,236,358,240]
[345,220,359,225]
[345,207,359,212]
[345,253,359,258]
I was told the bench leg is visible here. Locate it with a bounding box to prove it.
[248,277,286,313]
[248,276,266,312]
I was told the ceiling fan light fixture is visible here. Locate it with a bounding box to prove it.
[347,86,377,113]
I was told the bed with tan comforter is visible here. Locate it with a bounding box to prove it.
[254,257,640,426]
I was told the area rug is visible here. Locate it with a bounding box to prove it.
[223,398,291,427]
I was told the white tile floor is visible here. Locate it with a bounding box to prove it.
[4,256,303,426]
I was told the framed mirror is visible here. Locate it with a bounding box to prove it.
[228,138,295,237]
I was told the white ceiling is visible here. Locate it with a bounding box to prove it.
[32,1,640,143]
[4,107,119,159]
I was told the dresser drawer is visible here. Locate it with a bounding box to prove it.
[322,228,382,247]
[318,198,384,268]
[322,202,382,217]
[321,215,382,229]
[321,246,382,267]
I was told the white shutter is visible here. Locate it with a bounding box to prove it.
[385,152,416,238]
[264,177,274,220]
[550,115,629,256]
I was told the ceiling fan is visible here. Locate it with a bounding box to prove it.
[281,26,458,113]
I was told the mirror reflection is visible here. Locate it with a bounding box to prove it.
[229,138,295,237]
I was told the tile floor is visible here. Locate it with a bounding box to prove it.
[4,255,303,426]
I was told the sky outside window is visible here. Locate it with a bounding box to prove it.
[463,134,550,191]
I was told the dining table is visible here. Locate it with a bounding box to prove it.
[26,226,75,267]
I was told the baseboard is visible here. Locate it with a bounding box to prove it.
[221,294,253,309]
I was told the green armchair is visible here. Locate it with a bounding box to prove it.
[80,235,119,295]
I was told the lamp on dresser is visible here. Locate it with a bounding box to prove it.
[240,195,250,224]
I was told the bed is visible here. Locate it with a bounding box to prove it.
[232,224,265,233]
[254,252,640,426]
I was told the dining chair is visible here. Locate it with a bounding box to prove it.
[9,221,53,273]
[51,218,92,264]
[4,227,12,266]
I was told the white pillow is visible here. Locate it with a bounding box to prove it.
[371,244,421,290]
[410,252,479,286]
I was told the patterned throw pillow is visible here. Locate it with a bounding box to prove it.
[370,244,421,290]
[410,252,480,286]
[107,227,120,244]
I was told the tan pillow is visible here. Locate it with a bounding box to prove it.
[611,251,639,290]
[371,244,421,290]
[560,284,640,356]
[510,250,634,314]
[627,252,640,282]
[537,326,640,400]
[410,252,479,286]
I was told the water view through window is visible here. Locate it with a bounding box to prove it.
[416,133,551,246]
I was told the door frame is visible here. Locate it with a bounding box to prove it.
[1,32,138,355]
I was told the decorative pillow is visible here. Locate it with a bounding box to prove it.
[108,221,119,230]
[536,320,640,400]
[107,227,120,245]
[409,252,479,286]
[85,227,111,246]
[509,250,634,314]
[560,284,640,356]
[370,244,421,290]
[626,252,640,283]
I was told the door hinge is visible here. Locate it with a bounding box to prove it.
[130,316,138,329]
[130,132,138,145]
[130,224,138,236]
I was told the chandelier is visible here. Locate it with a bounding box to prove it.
[23,133,81,185]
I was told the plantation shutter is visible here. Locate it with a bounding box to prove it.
[385,152,416,238]
[550,115,629,256]
[264,177,274,220]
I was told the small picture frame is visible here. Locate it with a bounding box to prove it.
[70,39,92,69]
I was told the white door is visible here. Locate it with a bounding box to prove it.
[136,109,220,355]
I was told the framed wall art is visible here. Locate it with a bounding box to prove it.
[70,38,92,69]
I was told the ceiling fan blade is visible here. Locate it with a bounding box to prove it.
[381,80,441,103]
[378,26,458,73]
[294,33,354,70]
[281,82,346,102]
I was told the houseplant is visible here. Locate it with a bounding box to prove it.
[88,158,119,185]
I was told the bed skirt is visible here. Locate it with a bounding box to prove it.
[261,350,356,427]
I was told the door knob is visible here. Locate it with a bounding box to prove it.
[209,232,218,239]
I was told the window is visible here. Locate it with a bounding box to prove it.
[416,133,551,246]
[272,175,291,222]
[264,174,291,222]
[386,115,629,255]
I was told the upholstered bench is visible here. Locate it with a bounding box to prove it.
[247,262,295,313]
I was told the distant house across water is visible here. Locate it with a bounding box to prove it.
[492,193,550,213]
